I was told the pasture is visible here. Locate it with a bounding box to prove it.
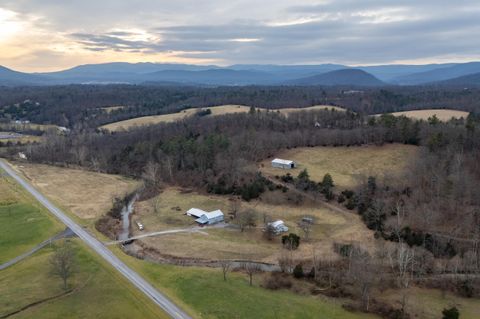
[12,163,140,221]
[379,109,469,121]
[0,240,168,319]
[101,104,345,131]
[132,187,373,263]
[0,168,63,264]
[260,144,419,190]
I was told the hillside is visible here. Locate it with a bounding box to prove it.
[437,72,480,86]
[0,66,47,86]
[291,69,385,86]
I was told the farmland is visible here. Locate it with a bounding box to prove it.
[12,163,140,221]
[132,187,373,263]
[101,104,345,131]
[0,240,168,319]
[0,167,63,264]
[113,247,381,319]
[379,109,469,121]
[260,144,419,190]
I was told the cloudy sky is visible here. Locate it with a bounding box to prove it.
[1,0,480,72]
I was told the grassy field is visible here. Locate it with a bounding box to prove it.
[378,109,469,121]
[12,163,140,221]
[133,187,373,263]
[101,104,345,131]
[378,287,480,319]
[0,240,168,319]
[112,246,380,319]
[0,168,63,264]
[260,144,419,190]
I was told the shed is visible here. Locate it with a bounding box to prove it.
[271,158,296,169]
[268,220,289,234]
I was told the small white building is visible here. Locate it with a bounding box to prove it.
[268,220,289,234]
[187,208,224,225]
[271,158,296,169]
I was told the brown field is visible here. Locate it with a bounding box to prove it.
[133,187,373,263]
[378,287,480,319]
[0,132,42,144]
[101,105,126,113]
[0,123,59,132]
[378,109,469,121]
[260,144,419,190]
[11,163,140,220]
[101,104,345,131]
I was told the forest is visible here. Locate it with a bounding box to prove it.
[1,85,480,128]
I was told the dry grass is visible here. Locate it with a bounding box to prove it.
[378,287,480,319]
[101,105,126,113]
[12,163,140,220]
[101,104,345,131]
[378,109,469,121]
[133,187,373,262]
[260,144,419,190]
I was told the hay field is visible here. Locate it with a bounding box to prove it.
[133,187,372,262]
[260,144,419,190]
[12,163,140,220]
[379,109,469,121]
[101,104,344,131]
[0,240,168,319]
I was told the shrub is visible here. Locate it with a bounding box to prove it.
[442,307,459,319]
[282,233,300,250]
[293,264,304,278]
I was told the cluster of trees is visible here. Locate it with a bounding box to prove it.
[1,85,480,128]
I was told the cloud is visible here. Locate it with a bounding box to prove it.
[1,0,480,71]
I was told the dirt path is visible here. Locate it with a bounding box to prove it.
[0,228,75,271]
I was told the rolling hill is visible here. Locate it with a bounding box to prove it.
[394,62,480,85]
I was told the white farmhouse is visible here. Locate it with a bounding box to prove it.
[187,208,224,225]
[271,158,296,169]
[268,220,289,234]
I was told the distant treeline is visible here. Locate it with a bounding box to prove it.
[0,85,479,127]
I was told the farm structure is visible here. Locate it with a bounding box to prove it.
[267,220,289,234]
[271,158,296,169]
[186,208,224,225]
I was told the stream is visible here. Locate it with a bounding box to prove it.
[118,195,137,241]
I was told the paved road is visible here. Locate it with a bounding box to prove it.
[0,160,191,319]
[0,228,74,271]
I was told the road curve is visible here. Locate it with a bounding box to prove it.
[0,160,191,319]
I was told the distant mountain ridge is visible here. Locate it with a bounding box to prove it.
[1,61,480,87]
[290,69,385,86]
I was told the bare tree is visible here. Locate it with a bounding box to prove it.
[228,198,241,219]
[234,209,257,232]
[387,243,415,317]
[298,220,312,241]
[220,260,231,281]
[242,262,261,286]
[142,160,160,188]
[50,240,76,290]
[349,249,376,312]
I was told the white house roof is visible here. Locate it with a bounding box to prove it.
[272,158,294,165]
[187,208,208,218]
[269,220,285,228]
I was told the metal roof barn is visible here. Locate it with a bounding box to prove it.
[271,158,296,169]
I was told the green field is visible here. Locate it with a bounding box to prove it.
[0,170,63,264]
[113,247,380,319]
[0,240,168,318]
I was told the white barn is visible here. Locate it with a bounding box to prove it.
[271,158,296,169]
[187,208,224,225]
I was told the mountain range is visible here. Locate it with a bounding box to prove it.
[1,61,480,87]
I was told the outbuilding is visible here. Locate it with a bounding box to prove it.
[187,208,225,225]
[271,158,296,169]
[268,220,289,234]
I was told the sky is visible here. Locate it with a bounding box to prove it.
[1,0,480,72]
